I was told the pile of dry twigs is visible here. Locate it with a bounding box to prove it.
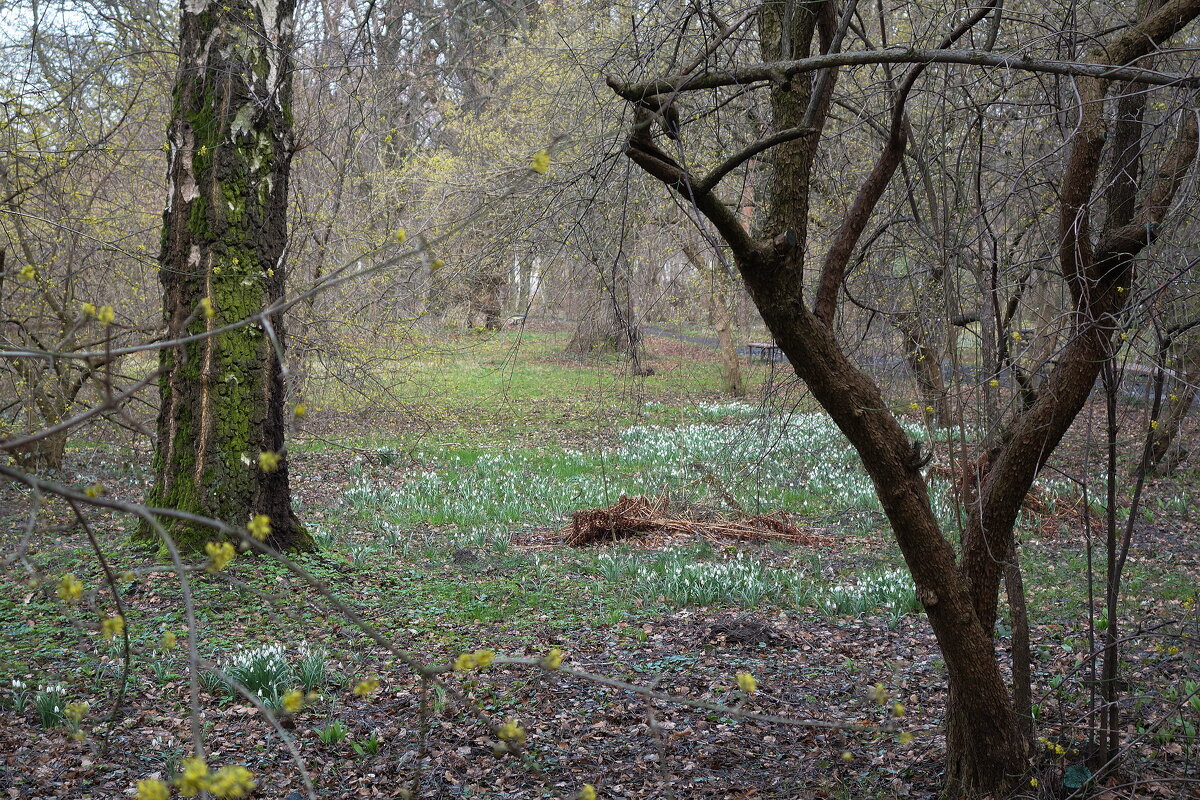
[561,494,830,547]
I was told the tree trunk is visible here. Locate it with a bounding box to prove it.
[141,0,312,554]
[1138,333,1200,478]
[898,314,954,427]
[566,254,651,374]
[710,270,745,397]
[679,239,744,396]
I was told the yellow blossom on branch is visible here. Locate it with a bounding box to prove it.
[293,403,307,419]
[282,689,304,712]
[206,765,255,799]
[81,302,97,317]
[205,541,236,572]
[497,720,526,747]
[530,149,551,174]
[736,672,757,693]
[64,701,89,724]
[247,514,271,540]
[353,678,379,698]
[85,483,104,498]
[57,574,84,603]
[580,784,598,800]
[257,451,281,472]
[175,757,209,797]
[136,778,170,800]
[454,649,495,671]
[19,264,36,280]
[160,631,178,651]
[542,648,564,669]
[101,614,125,640]
[96,306,116,325]
[200,297,215,319]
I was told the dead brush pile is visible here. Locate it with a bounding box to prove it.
[561,494,830,547]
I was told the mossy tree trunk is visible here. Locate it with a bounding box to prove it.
[141,0,312,554]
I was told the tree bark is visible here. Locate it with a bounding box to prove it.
[141,0,312,554]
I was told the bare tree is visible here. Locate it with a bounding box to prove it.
[609,0,1200,793]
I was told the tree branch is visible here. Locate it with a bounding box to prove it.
[608,46,1200,99]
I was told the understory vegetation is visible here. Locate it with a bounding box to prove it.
[2,329,1198,798]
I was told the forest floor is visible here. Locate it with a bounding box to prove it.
[2,327,1199,800]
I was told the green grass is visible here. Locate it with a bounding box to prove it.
[298,328,775,447]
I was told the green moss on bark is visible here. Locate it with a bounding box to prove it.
[142,0,312,555]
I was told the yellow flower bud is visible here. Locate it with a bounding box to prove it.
[736,672,757,693]
[175,757,208,796]
[206,764,255,798]
[497,720,526,747]
[580,785,597,800]
[282,689,304,712]
[257,451,281,472]
[64,701,89,724]
[205,541,236,572]
[57,574,84,603]
[530,149,551,174]
[136,778,170,800]
[542,648,564,670]
[247,514,271,540]
[101,614,125,640]
[353,678,379,698]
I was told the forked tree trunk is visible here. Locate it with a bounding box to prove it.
[141,0,312,554]
[613,0,1199,794]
